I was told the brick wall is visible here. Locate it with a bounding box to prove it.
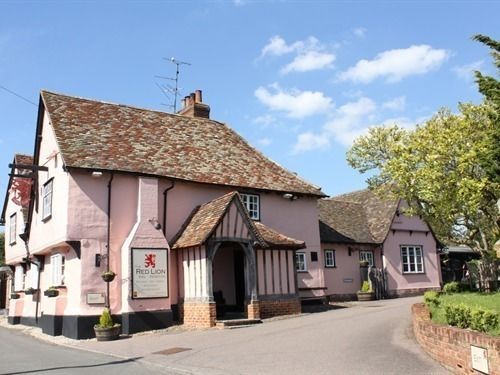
[388,287,441,298]
[412,303,500,374]
[247,302,260,319]
[258,298,301,319]
[183,302,216,328]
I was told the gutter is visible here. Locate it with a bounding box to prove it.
[106,172,114,309]
[162,180,175,236]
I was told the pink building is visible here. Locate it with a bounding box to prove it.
[1,90,326,338]
[318,189,443,299]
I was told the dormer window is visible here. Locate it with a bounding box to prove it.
[42,178,53,221]
[240,193,260,220]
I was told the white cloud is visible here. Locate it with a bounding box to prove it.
[292,132,330,154]
[339,45,450,83]
[253,114,277,127]
[260,35,307,57]
[259,35,335,74]
[254,84,334,118]
[453,60,484,81]
[281,50,335,74]
[324,97,377,145]
[353,27,367,38]
[257,137,272,146]
[382,96,406,111]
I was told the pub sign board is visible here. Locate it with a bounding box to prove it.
[132,248,168,299]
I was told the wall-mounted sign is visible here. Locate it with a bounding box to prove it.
[343,278,353,283]
[87,292,106,305]
[132,248,168,299]
[471,345,489,374]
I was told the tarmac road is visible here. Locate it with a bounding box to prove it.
[63,296,449,374]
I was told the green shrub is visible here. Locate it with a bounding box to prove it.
[360,281,371,292]
[424,291,441,307]
[444,303,499,333]
[470,308,499,333]
[98,308,114,328]
[443,281,460,294]
[444,303,471,328]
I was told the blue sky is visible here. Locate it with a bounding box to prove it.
[0,1,498,205]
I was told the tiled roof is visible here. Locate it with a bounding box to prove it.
[253,222,305,250]
[41,91,324,196]
[318,189,399,244]
[14,154,33,166]
[172,191,305,250]
[171,192,241,249]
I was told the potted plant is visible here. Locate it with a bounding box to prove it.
[94,308,121,341]
[24,287,38,295]
[44,286,59,297]
[101,270,116,282]
[10,292,20,299]
[357,281,375,301]
[359,260,369,267]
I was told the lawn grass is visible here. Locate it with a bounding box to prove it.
[428,292,500,336]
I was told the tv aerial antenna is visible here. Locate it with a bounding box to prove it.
[155,57,191,112]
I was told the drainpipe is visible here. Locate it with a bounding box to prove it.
[106,173,114,309]
[162,180,175,236]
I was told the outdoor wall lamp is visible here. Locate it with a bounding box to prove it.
[282,193,298,200]
[91,171,103,178]
[149,218,162,230]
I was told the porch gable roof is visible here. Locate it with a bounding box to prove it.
[171,191,305,251]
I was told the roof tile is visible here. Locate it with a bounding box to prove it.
[41,91,323,196]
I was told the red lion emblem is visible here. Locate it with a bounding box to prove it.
[144,254,156,268]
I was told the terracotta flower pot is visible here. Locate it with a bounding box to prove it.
[94,324,121,341]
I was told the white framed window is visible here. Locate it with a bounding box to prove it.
[14,265,25,292]
[240,193,260,220]
[360,250,374,267]
[401,245,424,274]
[30,266,40,289]
[296,252,307,272]
[50,253,65,286]
[324,249,336,268]
[9,213,17,245]
[42,178,53,220]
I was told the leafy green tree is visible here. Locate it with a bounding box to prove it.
[473,34,500,186]
[347,104,498,256]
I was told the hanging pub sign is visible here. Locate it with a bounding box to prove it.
[132,248,168,299]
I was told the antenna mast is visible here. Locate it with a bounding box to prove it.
[156,57,191,113]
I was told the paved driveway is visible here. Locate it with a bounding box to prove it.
[66,296,448,374]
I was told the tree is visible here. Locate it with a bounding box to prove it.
[347,104,498,256]
[473,35,500,186]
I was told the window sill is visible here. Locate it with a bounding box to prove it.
[42,214,52,223]
[297,270,308,273]
[402,272,425,275]
[9,241,16,246]
[325,266,336,268]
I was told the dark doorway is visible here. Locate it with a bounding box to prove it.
[233,249,245,312]
[212,243,247,318]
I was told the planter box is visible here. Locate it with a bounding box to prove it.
[10,293,20,300]
[94,324,121,341]
[44,289,59,297]
[357,291,375,301]
[25,288,38,295]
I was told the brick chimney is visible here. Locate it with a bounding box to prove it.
[177,89,210,119]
